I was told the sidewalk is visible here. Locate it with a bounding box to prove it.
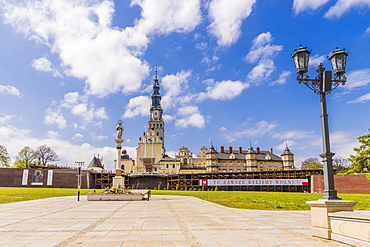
[0,195,348,246]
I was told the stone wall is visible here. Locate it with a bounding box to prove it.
[311,174,370,194]
[0,168,89,189]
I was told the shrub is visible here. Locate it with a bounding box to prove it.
[215,187,219,191]
[175,184,179,190]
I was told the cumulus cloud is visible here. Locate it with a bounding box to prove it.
[91,133,107,141]
[198,80,249,100]
[207,0,256,46]
[270,71,291,86]
[72,133,84,140]
[31,57,62,77]
[0,85,21,97]
[245,32,283,84]
[175,106,205,128]
[46,130,60,139]
[123,95,151,118]
[325,0,370,18]
[161,70,191,109]
[309,54,326,67]
[2,0,202,97]
[132,0,201,35]
[44,108,67,129]
[0,115,15,124]
[293,0,330,14]
[61,91,108,123]
[0,125,120,169]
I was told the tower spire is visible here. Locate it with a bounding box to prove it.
[151,67,161,109]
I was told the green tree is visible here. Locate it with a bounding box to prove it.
[13,146,35,168]
[0,145,11,167]
[301,158,322,169]
[349,134,370,169]
[35,145,58,166]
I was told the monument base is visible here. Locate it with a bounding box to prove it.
[306,199,358,240]
[112,176,125,189]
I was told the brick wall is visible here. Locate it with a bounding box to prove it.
[311,174,370,194]
[0,168,89,189]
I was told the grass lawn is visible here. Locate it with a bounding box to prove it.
[151,190,370,210]
[0,187,103,204]
[1,187,370,211]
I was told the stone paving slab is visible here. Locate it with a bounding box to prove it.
[0,195,349,246]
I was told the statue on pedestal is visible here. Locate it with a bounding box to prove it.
[116,121,124,139]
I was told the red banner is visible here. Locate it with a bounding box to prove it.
[200,179,309,186]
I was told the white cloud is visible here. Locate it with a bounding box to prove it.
[365,27,370,36]
[247,59,275,83]
[245,32,283,84]
[198,80,249,100]
[132,0,201,35]
[293,0,330,14]
[348,93,370,103]
[91,133,108,141]
[0,125,119,170]
[0,125,32,140]
[346,69,370,89]
[123,96,151,118]
[325,0,370,18]
[309,54,326,67]
[222,120,277,142]
[273,130,313,140]
[44,108,67,129]
[60,91,108,123]
[72,133,84,140]
[330,131,357,158]
[161,70,191,109]
[207,0,256,46]
[0,85,21,97]
[46,130,60,139]
[0,115,15,124]
[71,103,108,123]
[270,71,291,86]
[175,106,205,128]
[31,57,62,77]
[2,0,151,96]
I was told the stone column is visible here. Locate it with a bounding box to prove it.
[113,123,125,189]
[306,200,358,239]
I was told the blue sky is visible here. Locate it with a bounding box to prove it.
[0,0,370,170]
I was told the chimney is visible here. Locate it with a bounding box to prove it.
[229,146,233,154]
[239,146,242,154]
[220,146,224,153]
[256,147,260,153]
[270,148,273,153]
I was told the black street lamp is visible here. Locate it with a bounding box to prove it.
[292,46,348,200]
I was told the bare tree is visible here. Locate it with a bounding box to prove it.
[333,156,350,173]
[35,145,58,166]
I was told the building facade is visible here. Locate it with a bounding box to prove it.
[119,73,295,175]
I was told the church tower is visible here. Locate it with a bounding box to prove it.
[135,70,165,173]
[148,70,165,143]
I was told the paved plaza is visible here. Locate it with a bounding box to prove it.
[0,195,349,247]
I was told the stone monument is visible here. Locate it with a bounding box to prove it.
[113,121,125,188]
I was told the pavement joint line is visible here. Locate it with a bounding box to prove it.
[54,201,129,247]
[165,200,203,247]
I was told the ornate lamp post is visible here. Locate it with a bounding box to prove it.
[292,46,348,200]
[75,161,85,201]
